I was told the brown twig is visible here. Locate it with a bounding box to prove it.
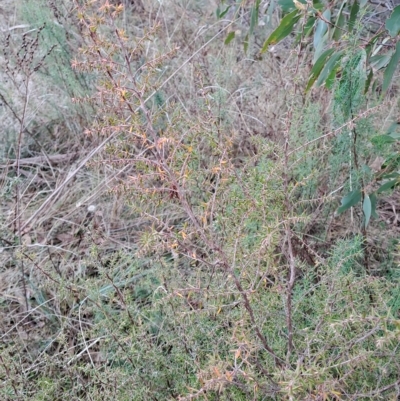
[283,111,296,359]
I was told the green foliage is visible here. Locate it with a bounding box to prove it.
[1,1,399,400]
[224,31,236,45]
[241,0,400,94]
[383,41,400,93]
[337,189,362,214]
[261,9,301,51]
[386,5,400,37]
[334,50,367,121]
[306,48,336,92]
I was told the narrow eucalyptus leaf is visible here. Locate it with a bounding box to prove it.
[364,68,373,93]
[316,50,343,87]
[383,42,400,92]
[278,0,296,12]
[261,10,301,52]
[333,8,346,41]
[249,0,261,35]
[314,9,330,50]
[377,178,400,193]
[370,192,379,218]
[306,48,335,92]
[304,16,317,37]
[386,6,400,37]
[333,0,347,34]
[381,172,400,180]
[365,33,382,59]
[349,0,360,32]
[363,194,371,228]
[370,54,392,71]
[337,189,362,214]
[312,0,324,11]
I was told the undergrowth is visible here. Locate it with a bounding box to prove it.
[0,1,399,400]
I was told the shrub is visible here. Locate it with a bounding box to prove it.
[1,1,399,400]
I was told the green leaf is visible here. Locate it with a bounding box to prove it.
[243,33,249,53]
[294,15,317,46]
[349,0,360,32]
[265,0,277,25]
[386,5,400,37]
[333,0,347,41]
[249,0,261,35]
[377,177,400,193]
[306,48,336,92]
[337,189,362,214]
[365,33,382,60]
[312,0,324,11]
[295,16,316,46]
[266,0,277,28]
[364,68,373,93]
[216,5,231,19]
[224,31,235,45]
[371,79,379,93]
[370,192,378,218]
[316,50,343,87]
[314,9,330,50]
[370,54,392,71]
[261,10,301,53]
[363,194,371,228]
[387,121,400,135]
[383,42,400,92]
[325,65,340,89]
[278,0,296,13]
[372,134,396,144]
[304,16,317,37]
[381,172,400,180]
